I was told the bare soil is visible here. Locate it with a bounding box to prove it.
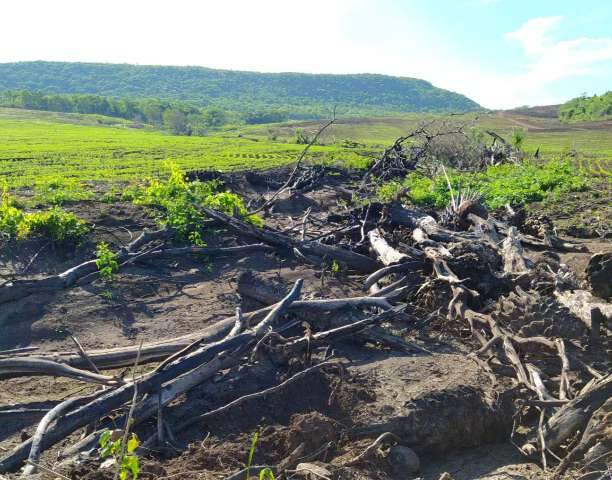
[0,168,609,479]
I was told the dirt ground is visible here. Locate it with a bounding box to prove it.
[0,168,609,479]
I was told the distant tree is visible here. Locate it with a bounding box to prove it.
[559,91,612,122]
[295,128,310,144]
[141,101,164,125]
[163,109,190,135]
[244,110,288,125]
[203,108,227,127]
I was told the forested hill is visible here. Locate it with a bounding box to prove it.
[559,92,612,122]
[0,61,480,118]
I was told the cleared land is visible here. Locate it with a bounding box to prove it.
[0,104,610,480]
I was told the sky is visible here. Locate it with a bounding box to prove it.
[1,0,611,109]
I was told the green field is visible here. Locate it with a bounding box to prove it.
[1,107,610,191]
[0,108,375,189]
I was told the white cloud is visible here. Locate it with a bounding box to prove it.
[436,16,612,108]
[496,17,612,106]
[504,16,563,56]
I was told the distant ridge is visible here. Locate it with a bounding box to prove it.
[506,105,560,118]
[0,61,480,118]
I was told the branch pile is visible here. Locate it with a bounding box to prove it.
[0,127,609,479]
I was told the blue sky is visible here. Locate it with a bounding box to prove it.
[1,0,611,108]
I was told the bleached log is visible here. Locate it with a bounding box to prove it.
[501,227,532,274]
[554,289,612,333]
[368,228,410,266]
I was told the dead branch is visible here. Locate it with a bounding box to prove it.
[0,279,304,473]
[521,374,612,455]
[21,392,101,476]
[199,205,379,272]
[343,432,401,466]
[171,361,338,436]
[249,116,336,216]
[0,358,123,385]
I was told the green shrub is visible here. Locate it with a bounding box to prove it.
[99,430,140,480]
[1,188,89,243]
[0,188,24,238]
[203,191,264,227]
[380,159,589,210]
[20,207,89,242]
[131,163,262,243]
[511,129,526,150]
[473,159,589,208]
[96,242,119,282]
[376,181,404,203]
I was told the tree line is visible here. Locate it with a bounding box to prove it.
[0,90,236,134]
[0,90,298,134]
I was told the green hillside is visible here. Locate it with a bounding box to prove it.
[559,92,612,122]
[0,61,480,118]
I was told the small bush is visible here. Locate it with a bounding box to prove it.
[380,159,589,210]
[0,190,24,238]
[511,129,526,150]
[376,181,404,203]
[131,163,262,243]
[1,188,89,243]
[96,242,119,282]
[99,429,140,480]
[21,207,89,243]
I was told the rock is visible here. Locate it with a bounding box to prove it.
[585,252,612,299]
[388,445,420,474]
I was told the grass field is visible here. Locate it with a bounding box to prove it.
[0,108,375,189]
[1,107,610,191]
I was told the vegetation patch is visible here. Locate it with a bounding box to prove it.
[129,163,262,245]
[0,113,378,189]
[95,242,120,282]
[378,159,590,209]
[34,176,93,205]
[559,91,612,123]
[0,188,89,243]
